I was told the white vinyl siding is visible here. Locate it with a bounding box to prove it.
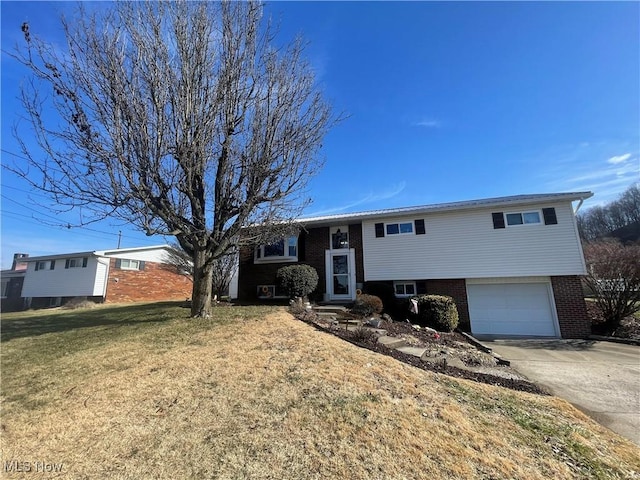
[363,202,585,281]
[22,257,107,298]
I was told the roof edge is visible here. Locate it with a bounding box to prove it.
[298,191,593,226]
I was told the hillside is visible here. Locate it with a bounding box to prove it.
[1,303,638,479]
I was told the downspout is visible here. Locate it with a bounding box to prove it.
[573,199,585,214]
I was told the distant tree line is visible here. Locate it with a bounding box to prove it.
[577,184,640,242]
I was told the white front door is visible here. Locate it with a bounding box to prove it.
[325,249,356,301]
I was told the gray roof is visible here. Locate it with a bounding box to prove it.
[20,244,170,262]
[298,191,593,227]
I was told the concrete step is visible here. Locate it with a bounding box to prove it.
[313,305,348,313]
[377,336,407,349]
[396,346,428,358]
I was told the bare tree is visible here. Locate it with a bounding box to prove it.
[166,242,237,299]
[7,1,334,316]
[583,240,640,335]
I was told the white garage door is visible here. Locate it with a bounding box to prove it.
[467,282,558,337]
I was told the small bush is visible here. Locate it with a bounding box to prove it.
[364,282,396,313]
[349,326,378,344]
[351,294,383,317]
[412,295,459,332]
[276,264,318,299]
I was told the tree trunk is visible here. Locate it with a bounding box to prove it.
[191,249,214,317]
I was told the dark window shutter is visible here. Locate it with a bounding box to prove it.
[375,223,385,238]
[415,219,426,235]
[65,259,70,269]
[416,281,427,295]
[542,208,557,225]
[82,257,88,268]
[50,260,55,270]
[492,212,505,229]
[35,262,39,271]
[115,259,122,269]
[139,261,145,271]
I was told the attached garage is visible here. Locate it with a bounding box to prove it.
[466,278,559,337]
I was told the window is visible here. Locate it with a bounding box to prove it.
[255,236,298,263]
[376,220,424,237]
[65,257,88,269]
[115,258,145,270]
[505,211,541,226]
[35,260,55,271]
[386,222,413,235]
[331,226,349,250]
[394,281,416,297]
[1,279,9,298]
[120,259,140,270]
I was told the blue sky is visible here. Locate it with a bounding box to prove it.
[1,1,638,269]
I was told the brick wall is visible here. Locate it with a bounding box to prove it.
[424,279,471,331]
[349,223,364,284]
[551,275,590,338]
[105,259,192,303]
[303,227,329,299]
[237,225,369,302]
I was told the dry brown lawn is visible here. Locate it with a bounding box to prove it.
[1,303,639,479]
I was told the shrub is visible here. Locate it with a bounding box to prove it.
[276,264,319,299]
[351,294,383,317]
[412,294,459,332]
[364,282,396,313]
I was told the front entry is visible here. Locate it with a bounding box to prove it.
[325,249,356,302]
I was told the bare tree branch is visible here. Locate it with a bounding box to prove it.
[7,1,336,316]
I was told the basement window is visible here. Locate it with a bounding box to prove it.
[394,281,417,297]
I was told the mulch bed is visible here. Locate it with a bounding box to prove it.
[295,311,547,395]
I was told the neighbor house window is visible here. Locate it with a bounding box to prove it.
[114,258,145,271]
[1,279,9,297]
[394,281,416,297]
[120,259,140,270]
[255,236,298,263]
[386,222,414,235]
[35,260,56,271]
[505,211,541,226]
[65,257,88,269]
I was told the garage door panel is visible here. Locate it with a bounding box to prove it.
[467,282,557,337]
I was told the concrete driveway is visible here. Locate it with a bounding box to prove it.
[478,338,640,446]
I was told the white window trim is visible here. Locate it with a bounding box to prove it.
[254,236,298,264]
[386,222,414,236]
[504,210,542,227]
[394,281,417,297]
[36,261,48,271]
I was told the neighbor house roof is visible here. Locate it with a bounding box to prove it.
[298,192,593,227]
[20,245,170,262]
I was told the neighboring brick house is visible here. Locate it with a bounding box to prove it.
[18,245,192,308]
[239,192,593,339]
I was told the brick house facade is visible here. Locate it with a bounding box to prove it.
[238,192,594,339]
[105,259,192,303]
